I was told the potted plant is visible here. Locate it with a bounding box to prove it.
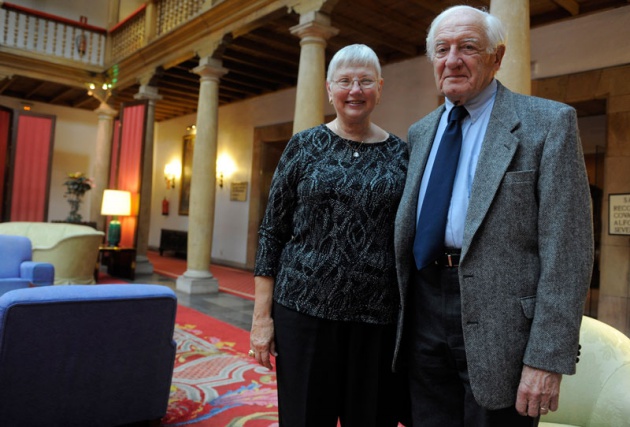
[63,172,94,223]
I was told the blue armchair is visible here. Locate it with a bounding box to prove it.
[0,284,177,426]
[0,234,54,294]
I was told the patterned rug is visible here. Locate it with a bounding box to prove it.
[164,304,278,426]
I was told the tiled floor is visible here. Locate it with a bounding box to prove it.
[126,271,255,331]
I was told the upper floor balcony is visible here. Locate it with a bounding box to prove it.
[0,0,625,122]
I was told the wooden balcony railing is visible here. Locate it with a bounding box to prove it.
[109,4,146,64]
[156,0,205,36]
[1,0,208,69]
[0,2,107,66]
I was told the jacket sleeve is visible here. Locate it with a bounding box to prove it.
[523,105,594,374]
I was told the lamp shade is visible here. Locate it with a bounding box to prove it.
[101,189,131,217]
[101,189,131,247]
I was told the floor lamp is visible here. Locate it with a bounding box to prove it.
[101,189,131,247]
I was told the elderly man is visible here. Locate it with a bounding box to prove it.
[394,5,593,426]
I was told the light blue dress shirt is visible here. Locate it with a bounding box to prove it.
[416,79,498,249]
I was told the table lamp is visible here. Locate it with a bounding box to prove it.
[101,189,131,247]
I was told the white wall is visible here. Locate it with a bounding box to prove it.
[10,0,109,28]
[531,6,630,79]
[374,57,438,139]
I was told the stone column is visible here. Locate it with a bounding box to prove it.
[290,10,338,134]
[176,56,227,294]
[134,83,162,275]
[89,102,118,231]
[491,0,531,95]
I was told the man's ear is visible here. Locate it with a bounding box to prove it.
[494,44,506,67]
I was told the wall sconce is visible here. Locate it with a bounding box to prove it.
[101,189,132,247]
[186,124,197,134]
[164,161,181,189]
[216,154,236,189]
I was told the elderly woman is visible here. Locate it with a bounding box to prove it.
[250,44,408,427]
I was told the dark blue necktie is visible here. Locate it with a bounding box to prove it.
[413,106,469,270]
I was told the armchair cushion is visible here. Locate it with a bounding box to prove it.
[0,284,177,426]
[540,316,630,427]
[0,222,104,284]
[0,235,54,293]
[20,261,54,286]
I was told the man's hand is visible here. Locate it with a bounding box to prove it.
[515,365,562,417]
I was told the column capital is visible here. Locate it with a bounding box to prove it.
[94,102,118,118]
[289,0,339,16]
[290,15,339,42]
[134,84,162,101]
[193,57,228,82]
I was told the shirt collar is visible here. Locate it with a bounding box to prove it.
[445,79,498,123]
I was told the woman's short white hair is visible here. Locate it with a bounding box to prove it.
[326,44,382,82]
[425,5,507,61]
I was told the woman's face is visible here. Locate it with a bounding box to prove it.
[326,65,383,125]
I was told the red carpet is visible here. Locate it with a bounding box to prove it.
[165,305,278,426]
[147,251,255,300]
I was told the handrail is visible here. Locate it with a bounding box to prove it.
[1,2,106,34]
[109,3,146,33]
[0,0,209,77]
[0,1,107,66]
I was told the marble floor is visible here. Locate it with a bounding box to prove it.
[127,271,255,332]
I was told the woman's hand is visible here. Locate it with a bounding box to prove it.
[249,275,277,370]
[250,315,276,369]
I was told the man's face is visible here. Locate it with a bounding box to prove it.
[431,10,504,105]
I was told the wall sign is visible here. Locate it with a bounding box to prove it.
[230,182,248,202]
[609,193,630,235]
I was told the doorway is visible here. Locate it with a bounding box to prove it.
[246,121,293,270]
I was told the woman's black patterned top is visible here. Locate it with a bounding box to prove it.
[254,124,409,324]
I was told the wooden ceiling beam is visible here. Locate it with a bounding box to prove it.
[223,51,297,79]
[227,38,298,68]
[552,0,580,15]
[342,0,426,35]
[25,81,48,98]
[334,13,419,56]
[226,63,294,87]
[50,87,78,104]
[72,95,98,109]
[0,76,15,94]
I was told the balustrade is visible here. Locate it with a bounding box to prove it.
[0,0,210,70]
[0,2,106,66]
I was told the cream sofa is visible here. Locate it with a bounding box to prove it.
[0,222,104,285]
[540,316,630,427]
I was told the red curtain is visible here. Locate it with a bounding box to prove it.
[116,103,146,248]
[0,108,11,215]
[108,118,121,188]
[10,114,54,221]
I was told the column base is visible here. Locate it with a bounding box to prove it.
[176,270,219,294]
[135,254,154,275]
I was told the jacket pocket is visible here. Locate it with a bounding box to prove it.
[520,295,536,319]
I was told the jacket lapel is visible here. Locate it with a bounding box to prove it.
[402,107,444,232]
[461,83,519,258]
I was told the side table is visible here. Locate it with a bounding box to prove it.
[99,247,136,280]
